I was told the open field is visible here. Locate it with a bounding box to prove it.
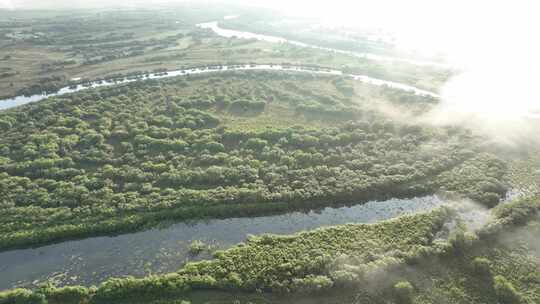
[0,8,451,99]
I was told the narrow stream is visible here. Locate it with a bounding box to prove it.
[0,64,438,111]
[0,195,443,290]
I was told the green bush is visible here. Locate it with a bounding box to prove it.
[493,275,523,304]
[0,289,47,304]
[449,230,477,254]
[471,257,492,276]
[291,275,333,293]
[188,240,206,255]
[393,281,414,304]
[41,286,89,304]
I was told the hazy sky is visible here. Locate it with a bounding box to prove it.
[2,0,536,55]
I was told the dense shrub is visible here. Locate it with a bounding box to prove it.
[0,289,47,304]
[0,72,507,249]
[393,281,414,304]
[493,275,523,304]
[471,257,492,276]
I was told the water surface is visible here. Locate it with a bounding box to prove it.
[0,195,443,290]
[0,64,437,111]
[197,21,451,68]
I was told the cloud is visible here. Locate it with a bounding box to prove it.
[0,0,15,9]
[418,1,540,147]
[3,0,539,148]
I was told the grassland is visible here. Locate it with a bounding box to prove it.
[0,7,451,99]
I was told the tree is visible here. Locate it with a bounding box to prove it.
[244,138,268,151]
[393,281,414,304]
[0,288,47,304]
[471,257,492,276]
[493,275,522,304]
[0,119,12,131]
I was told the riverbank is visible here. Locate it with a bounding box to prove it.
[2,196,538,304]
[0,180,439,252]
[198,21,452,69]
[0,70,506,253]
[0,207,453,300]
[0,195,443,290]
[0,64,438,111]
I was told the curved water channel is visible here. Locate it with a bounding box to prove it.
[0,18,533,299]
[0,21,446,292]
[0,195,444,290]
[0,64,438,111]
[0,17,447,110]
[197,21,452,69]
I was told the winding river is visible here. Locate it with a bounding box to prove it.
[0,20,448,292]
[0,195,444,290]
[197,21,451,69]
[0,64,438,111]
[0,17,446,110]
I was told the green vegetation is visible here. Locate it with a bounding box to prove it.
[410,197,540,304]
[393,281,415,304]
[1,197,538,304]
[507,152,540,198]
[188,240,207,255]
[219,12,389,55]
[493,275,523,304]
[0,7,449,100]
[471,256,492,276]
[218,14,452,92]
[1,4,538,304]
[0,71,507,250]
[0,207,452,303]
[172,208,450,294]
